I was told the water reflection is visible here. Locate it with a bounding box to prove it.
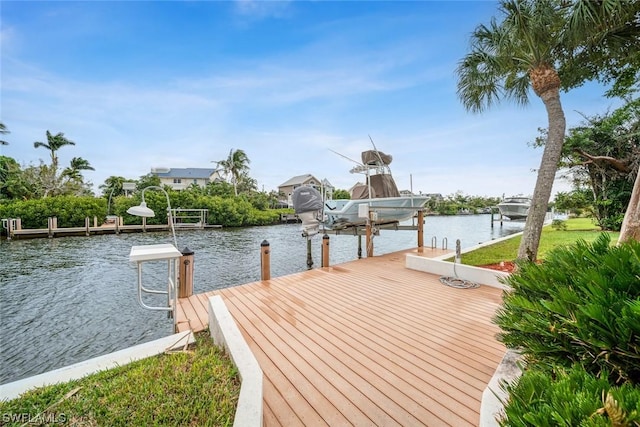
[0,216,523,384]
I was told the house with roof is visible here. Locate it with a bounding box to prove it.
[278,174,333,207]
[150,167,223,191]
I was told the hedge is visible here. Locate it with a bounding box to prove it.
[0,195,286,230]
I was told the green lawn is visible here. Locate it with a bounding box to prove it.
[0,332,240,427]
[460,217,620,266]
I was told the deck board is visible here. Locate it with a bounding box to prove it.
[177,247,506,426]
[241,279,471,425]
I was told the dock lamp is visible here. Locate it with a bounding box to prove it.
[127,186,178,248]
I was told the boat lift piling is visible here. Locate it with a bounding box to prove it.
[306,237,314,269]
[417,209,424,252]
[490,207,504,228]
[365,217,374,258]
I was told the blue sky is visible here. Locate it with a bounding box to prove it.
[0,1,622,198]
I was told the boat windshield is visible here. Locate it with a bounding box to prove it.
[504,198,530,204]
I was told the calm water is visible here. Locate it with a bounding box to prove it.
[0,215,523,384]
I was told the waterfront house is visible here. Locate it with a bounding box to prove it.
[150,167,223,190]
[278,174,333,207]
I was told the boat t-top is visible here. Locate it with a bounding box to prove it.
[292,146,429,237]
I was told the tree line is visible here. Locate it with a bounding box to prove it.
[0,139,293,228]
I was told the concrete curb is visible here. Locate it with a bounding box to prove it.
[479,350,523,426]
[406,255,511,289]
[208,295,263,427]
[0,330,195,402]
[432,229,526,261]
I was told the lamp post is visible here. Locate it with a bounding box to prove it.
[107,187,115,216]
[106,187,119,225]
[127,186,177,248]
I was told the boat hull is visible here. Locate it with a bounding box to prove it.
[324,196,429,229]
[497,198,531,220]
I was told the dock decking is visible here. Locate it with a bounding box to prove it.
[177,248,506,426]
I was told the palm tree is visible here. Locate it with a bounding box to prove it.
[99,176,127,197]
[0,122,9,145]
[62,157,94,181]
[619,170,640,244]
[33,131,76,174]
[456,0,635,261]
[214,149,251,196]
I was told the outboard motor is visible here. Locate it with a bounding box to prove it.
[292,186,324,237]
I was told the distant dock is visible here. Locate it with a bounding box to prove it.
[280,213,300,223]
[1,217,221,240]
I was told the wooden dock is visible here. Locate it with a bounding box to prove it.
[2,217,222,240]
[177,247,506,426]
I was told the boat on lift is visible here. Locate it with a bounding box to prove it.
[497,196,531,220]
[292,147,429,237]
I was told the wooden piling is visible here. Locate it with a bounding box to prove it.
[417,209,424,252]
[366,216,374,258]
[261,240,271,281]
[85,217,90,236]
[306,238,313,269]
[492,207,503,226]
[322,234,330,267]
[178,247,195,298]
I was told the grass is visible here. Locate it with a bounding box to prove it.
[0,332,240,427]
[459,217,620,266]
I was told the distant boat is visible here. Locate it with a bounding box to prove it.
[497,196,531,220]
[292,147,428,236]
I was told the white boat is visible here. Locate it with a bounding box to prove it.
[497,196,531,220]
[292,148,428,236]
[322,196,429,229]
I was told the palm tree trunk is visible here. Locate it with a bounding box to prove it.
[517,88,566,261]
[618,169,640,244]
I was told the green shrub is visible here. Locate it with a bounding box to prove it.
[0,193,289,230]
[495,233,640,384]
[500,364,640,427]
[598,212,626,232]
[550,219,567,230]
[0,196,105,228]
